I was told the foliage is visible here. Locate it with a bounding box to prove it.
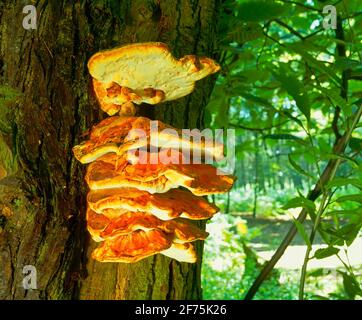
[202,215,299,299]
[203,0,362,300]
[202,215,362,299]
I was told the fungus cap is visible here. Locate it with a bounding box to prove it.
[91,229,172,263]
[86,208,208,243]
[92,231,198,263]
[72,116,224,164]
[87,187,219,220]
[85,153,236,196]
[161,243,197,263]
[88,42,220,115]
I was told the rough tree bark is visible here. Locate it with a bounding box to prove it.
[0,0,220,300]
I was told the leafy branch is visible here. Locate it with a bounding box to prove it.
[244,12,361,299]
[244,104,362,300]
[299,191,329,299]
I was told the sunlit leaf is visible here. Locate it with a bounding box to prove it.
[326,178,362,190]
[326,208,362,216]
[292,218,311,248]
[288,153,314,179]
[339,272,362,300]
[272,65,310,120]
[282,196,316,213]
[314,247,339,259]
[316,86,351,116]
[287,43,341,84]
[336,194,362,203]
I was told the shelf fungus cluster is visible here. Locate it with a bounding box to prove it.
[73,43,235,264]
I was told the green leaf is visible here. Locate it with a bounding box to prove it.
[206,85,230,128]
[307,268,324,277]
[236,68,270,83]
[336,194,362,203]
[316,86,351,116]
[286,43,341,86]
[272,65,310,120]
[326,208,362,216]
[227,22,263,43]
[326,178,362,190]
[272,108,304,128]
[237,1,287,22]
[321,223,361,246]
[292,218,311,249]
[335,223,362,246]
[340,272,362,299]
[314,247,339,259]
[263,134,306,144]
[203,109,212,127]
[319,153,359,166]
[237,92,273,108]
[349,138,362,152]
[350,66,362,81]
[282,196,316,213]
[288,154,314,179]
[334,58,361,71]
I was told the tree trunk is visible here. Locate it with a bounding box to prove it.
[0,0,220,300]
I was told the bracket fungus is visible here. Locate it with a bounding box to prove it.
[73,115,224,164]
[88,42,220,115]
[73,42,235,264]
[87,188,219,221]
[85,152,234,195]
[86,209,209,243]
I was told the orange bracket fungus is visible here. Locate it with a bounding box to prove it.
[87,42,220,115]
[73,42,235,264]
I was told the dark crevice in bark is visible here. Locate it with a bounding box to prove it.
[174,0,182,57]
[183,95,191,128]
[11,122,18,158]
[71,2,79,81]
[166,260,174,299]
[34,48,47,80]
[43,249,66,298]
[20,40,34,91]
[147,255,157,298]
[7,242,16,299]
[0,57,4,78]
[192,3,202,54]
